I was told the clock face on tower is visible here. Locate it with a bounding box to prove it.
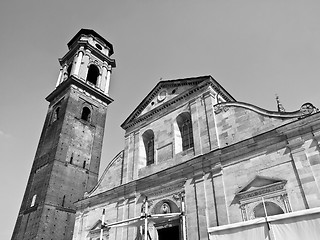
[157,90,167,102]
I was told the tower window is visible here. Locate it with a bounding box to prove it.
[142,130,155,166]
[176,112,194,151]
[81,107,91,122]
[95,43,102,50]
[86,65,99,85]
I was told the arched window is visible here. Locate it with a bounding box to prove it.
[81,107,91,122]
[254,201,284,218]
[86,65,99,85]
[142,130,155,166]
[176,112,194,151]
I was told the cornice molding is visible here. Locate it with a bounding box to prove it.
[59,42,116,67]
[46,75,114,105]
[121,76,236,130]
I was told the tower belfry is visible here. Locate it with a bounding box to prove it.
[12,29,116,240]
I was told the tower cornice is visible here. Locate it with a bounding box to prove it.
[46,75,114,105]
[67,29,114,55]
[59,42,116,67]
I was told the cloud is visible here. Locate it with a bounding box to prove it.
[0,130,12,138]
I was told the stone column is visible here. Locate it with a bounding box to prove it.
[73,51,83,77]
[62,64,68,82]
[100,64,108,92]
[55,68,63,87]
[104,66,112,95]
[96,74,102,89]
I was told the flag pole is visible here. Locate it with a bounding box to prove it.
[144,197,148,240]
[181,194,187,240]
[100,209,105,240]
[262,197,268,217]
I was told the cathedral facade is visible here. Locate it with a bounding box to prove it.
[72,74,320,239]
[13,29,320,240]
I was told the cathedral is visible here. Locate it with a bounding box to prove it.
[12,29,320,240]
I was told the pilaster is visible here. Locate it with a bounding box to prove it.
[194,175,209,240]
[212,171,229,225]
[185,178,200,240]
[203,91,219,151]
[287,136,319,208]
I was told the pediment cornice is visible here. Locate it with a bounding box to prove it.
[236,175,287,201]
[121,75,236,130]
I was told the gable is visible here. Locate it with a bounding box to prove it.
[236,175,287,200]
[238,176,286,193]
[140,84,194,116]
[121,75,236,130]
[90,220,102,231]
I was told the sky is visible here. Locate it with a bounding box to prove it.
[1,0,320,239]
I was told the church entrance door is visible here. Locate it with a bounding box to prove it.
[157,225,180,240]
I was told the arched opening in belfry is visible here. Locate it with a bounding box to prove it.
[86,65,99,85]
[81,107,91,122]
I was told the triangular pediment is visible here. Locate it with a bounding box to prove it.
[236,175,287,200]
[90,220,102,231]
[121,75,235,130]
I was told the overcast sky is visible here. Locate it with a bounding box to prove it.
[1,0,320,239]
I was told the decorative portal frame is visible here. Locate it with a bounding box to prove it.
[97,194,187,240]
[235,175,291,221]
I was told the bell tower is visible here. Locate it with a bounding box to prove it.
[12,29,116,240]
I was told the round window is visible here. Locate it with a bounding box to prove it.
[95,43,103,50]
[157,90,167,102]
